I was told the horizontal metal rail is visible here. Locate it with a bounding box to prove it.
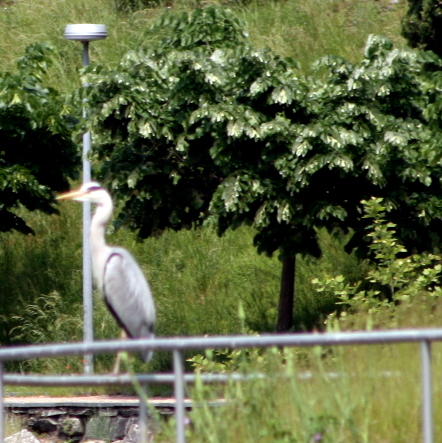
[1,329,440,443]
[2,373,265,386]
[1,370,403,387]
[1,328,442,361]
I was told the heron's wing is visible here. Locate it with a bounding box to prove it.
[103,248,156,342]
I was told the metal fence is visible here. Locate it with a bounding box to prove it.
[0,328,441,443]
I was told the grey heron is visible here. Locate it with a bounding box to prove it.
[57,182,156,366]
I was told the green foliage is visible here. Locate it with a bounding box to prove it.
[313,198,442,330]
[402,0,442,57]
[84,8,442,262]
[187,303,264,373]
[363,197,442,300]
[10,292,81,345]
[8,292,84,373]
[243,0,406,67]
[150,5,249,49]
[1,0,440,383]
[167,342,432,442]
[0,204,84,372]
[82,7,255,240]
[0,42,79,234]
[82,6,442,331]
[83,6,320,259]
[113,0,165,12]
[284,35,442,257]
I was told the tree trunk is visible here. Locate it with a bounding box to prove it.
[276,255,296,332]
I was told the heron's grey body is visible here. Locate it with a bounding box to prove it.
[102,248,155,356]
[57,182,156,363]
[100,248,155,363]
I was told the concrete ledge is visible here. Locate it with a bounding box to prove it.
[4,395,193,409]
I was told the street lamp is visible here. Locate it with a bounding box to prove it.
[64,24,108,374]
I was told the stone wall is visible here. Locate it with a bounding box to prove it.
[5,402,174,443]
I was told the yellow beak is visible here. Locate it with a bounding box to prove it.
[56,187,88,201]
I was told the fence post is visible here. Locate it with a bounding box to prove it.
[0,362,4,443]
[421,340,433,443]
[173,350,186,443]
[139,383,148,443]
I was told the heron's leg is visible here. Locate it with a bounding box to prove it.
[112,330,128,374]
[120,352,154,443]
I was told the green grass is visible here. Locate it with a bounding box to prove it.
[0,200,359,375]
[0,0,407,92]
[5,414,24,438]
[153,328,442,443]
[0,0,164,93]
[236,0,407,70]
[1,1,442,439]
[0,0,426,370]
[180,291,442,441]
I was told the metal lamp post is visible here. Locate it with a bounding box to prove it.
[64,24,108,374]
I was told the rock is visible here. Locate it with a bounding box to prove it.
[119,408,139,417]
[98,408,118,417]
[84,415,112,441]
[6,403,163,442]
[110,416,130,441]
[125,422,140,443]
[5,429,40,443]
[28,417,58,433]
[58,417,84,439]
[39,409,66,417]
[125,419,155,443]
[67,407,93,417]
[11,408,32,415]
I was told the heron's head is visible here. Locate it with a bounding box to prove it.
[56,181,111,205]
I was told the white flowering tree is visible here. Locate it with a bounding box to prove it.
[84,8,442,332]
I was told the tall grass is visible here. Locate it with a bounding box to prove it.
[0,204,83,372]
[2,0,442,437]
[180,341,435,442]
[166,295,442,442]
[0,0,422,374]
[238,0,407,70]
[0,197,362,375]
[0,0,164,92]
[0,0,407,93]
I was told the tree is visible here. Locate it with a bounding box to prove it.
[287,35,442,257]
[198,34,442,327]
[0,43,79,234]
[84,7,322,332]
[402,0,442,57]
[84,8,442,332]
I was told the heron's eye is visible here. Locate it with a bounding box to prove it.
[86,186,103,192]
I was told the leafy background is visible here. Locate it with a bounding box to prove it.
[0,0,409,371]
[5,0,442,441]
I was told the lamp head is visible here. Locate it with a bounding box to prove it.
[64,24,108,42]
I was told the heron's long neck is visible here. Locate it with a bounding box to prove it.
[90,199,113,255]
